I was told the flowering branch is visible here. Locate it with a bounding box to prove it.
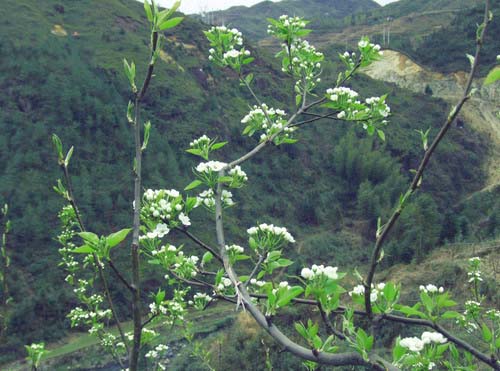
[363,0,492,320]
[54,143,129,360]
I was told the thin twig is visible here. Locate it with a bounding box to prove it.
[244,254,265,288]
[60,164,129,360]
[108,260,134,293]
[364,0,492,319]
[175,227,223,263]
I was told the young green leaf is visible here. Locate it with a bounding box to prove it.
[71,245,95,254]
[52,134,63,162]
[64,146,74,167]
[144,0,153,22]
[158,16,184,31]
[142,121,151,151]
[78,232,99,246]
[106,228,132,248]
[184,179,203,191]
[484,67,500,86]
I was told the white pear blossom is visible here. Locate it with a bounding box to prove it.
[400,337,425,352]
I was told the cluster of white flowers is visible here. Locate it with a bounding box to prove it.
[142,223,170,240]
[68,306,112,327]
[206,27,250,69]
[358,39,383,56]
[192,292,212,310]
[327,87,359,102]
[225,244,244,254]
[172,253,199,279]
[100,333,117,348]
[241,104,296,144]
[145,344,169,359]
[197,189,234,210]
[365,96,391,117]
[228,166,248,182]
[467,257,483,283]
[217,277,233,291]
[285,39,323,92]
[301,265,339,280]
[464,300,481,316]
[142,189,192,231]
[267,15,307,35]
[249,278,266,287]
[195,161,227,173]
[222,48,251,60]
[194,292,212,302]
[189,134,210,148]
[247,223,295,245]
[400,331,447,352]
[151,244,177,256]
[341,50,357,65]
[419,284,444,294]
[271,281,292,296]
[149,302,168,316]
[349,283,386,302]
[144,188,180,201]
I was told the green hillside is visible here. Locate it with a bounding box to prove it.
[201,0,380,40]
[0,0,498,367]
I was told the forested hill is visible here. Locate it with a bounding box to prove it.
[0,0,498,365]
[198,0,380,40]
[221,0,498,76]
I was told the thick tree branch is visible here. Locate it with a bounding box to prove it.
[213,175,395,370]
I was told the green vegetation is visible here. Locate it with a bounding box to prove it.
[0,0,498,368]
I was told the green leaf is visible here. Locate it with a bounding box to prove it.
[211,141,227,150]
[295,94,302,107]
[106,228,131,248]
[277,286,303,307]
[142,121,151,151]
[466,53,475,69]
[295,322,308,339]
[144,0,153,22]
[377,129,386,142]
[78,232,99,246]
[52,134,63,161]
[481,323,492,342]
[242,57,254,65]
[244,73,254,85]
[127,101,134,123]
[276,258,293,267]
[218,176,233,183]
[202,252,213,265]
[64,146,74,167]
[184,179,203,191]
[72,245,95,254]
[249,237,258,250]
[186,148,203,157]
[158,16,184,31]
[392,341,406,362]
[484,67,500,86]
[441,311,460,319]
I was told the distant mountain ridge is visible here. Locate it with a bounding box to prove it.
[200,0,380,39]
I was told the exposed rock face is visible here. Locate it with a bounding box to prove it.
[362,49,500,190]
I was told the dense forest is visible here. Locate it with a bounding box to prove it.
[0,0,499,369]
